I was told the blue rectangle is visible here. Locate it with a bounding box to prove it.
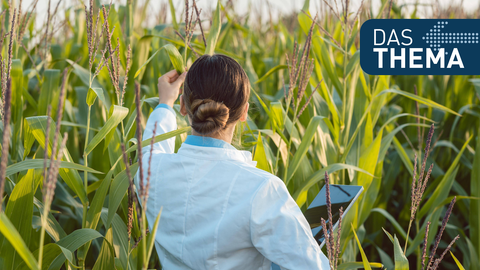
[360,19,480,75]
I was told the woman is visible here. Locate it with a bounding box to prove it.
[135,54,330,269]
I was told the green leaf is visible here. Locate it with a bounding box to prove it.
[1,169,40,269]
[23,118,36,159]
[253,132,270,173]
[378,89,461,116]
[86,168,115,231]
[33,198,67,242]
[286,116,324,184]
[56,229,103,250]
[471,129,480,264]
[6,159,103,177]
[352,225,372,270]
[345,50,360,77]
[130,35,154,81]
[49,229,104,269]
[146,208,163,262]
[0,213,40,270]
[89,88,110,109]
[57,245,77,268]
[38,69,61,116]
[254,64,288,84]
[100,210,132,270]
[337,262,384,269]
[450,251,466,270]
[25,116,88,205]
[86,88,98,107]
[134,47,164,78]
[85,105,129,155]
[163,44,185,74]
[106,163,139,227]
[168,0,178,30]
[418,136,472,220]
[205,1,222,55]
[393,235,409,270]
[155,35,243,60]
[270,102,285,132]
[382,227,394,244]
[372,208,411,244]
[66,59,102,88]
[92,228,115,270]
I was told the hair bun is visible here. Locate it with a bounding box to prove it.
[190,99,230,135]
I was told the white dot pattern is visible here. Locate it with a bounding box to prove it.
[422,20,480,52]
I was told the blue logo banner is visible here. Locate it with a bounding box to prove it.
[360,19,480,75]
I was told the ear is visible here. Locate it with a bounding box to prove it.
[239,102,249,122]
[180,94,187,116]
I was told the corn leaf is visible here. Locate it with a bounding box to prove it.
[85,105,129,155]
[6,159,102,176]
[101,210,132,270]
[337,262,384,269]
[253,132,270,173]
[134,47,164,78]
[450,251,466,270]
[286,116,324,184]
[0,169,40,269]
[393,235,409,270]
[106,163,139,227]
[205,1,221,55]
[0,213,39,270]
[33,198,67,242]
[92,228,115,270]
[418,136,473,220]
[168,0,178,30]
[49,229,103,269]
[471,129,480,264]
[25,116,88,205]
[378,89,461,116]
[372,208,411,244]
[163,44,185,74]
[352,225,372,270]
[146,207,163,263]
[38,69,61,117]
[254,65,288,84]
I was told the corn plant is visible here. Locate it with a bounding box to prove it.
[0,0,477,269]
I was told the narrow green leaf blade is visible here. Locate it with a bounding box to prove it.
[134,48,164,78]
[205,1,221,55]
[393,235,409,270]
[6,159,103,177]
[254,65,288,84]
[85,105,129,155]
[0,213,40,270]
[352,225,372,270]
[450,251,466,270]
[337,262,384,270]
[378,89,461,116]
[286,116,324,184]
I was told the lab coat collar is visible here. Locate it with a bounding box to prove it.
[178,136,257,167]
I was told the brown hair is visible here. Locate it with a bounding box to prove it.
[183,54,250,135]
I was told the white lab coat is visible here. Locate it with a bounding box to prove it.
[135,104,330,270]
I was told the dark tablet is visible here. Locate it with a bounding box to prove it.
[304,184,364,248]
[271,184,363,270]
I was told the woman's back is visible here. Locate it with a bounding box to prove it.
[135,54,329,269]
[136,105,329,270]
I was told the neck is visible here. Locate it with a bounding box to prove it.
[191,124,235,144]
